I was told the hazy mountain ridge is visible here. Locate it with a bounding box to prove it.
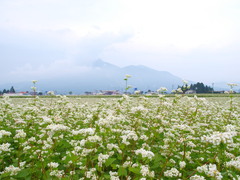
[0,60,237,94]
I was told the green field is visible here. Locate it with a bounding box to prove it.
[7,94,240,106]
[0,94,239,179]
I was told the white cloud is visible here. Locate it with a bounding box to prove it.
[9,60,91,80]
[0,0,240,84]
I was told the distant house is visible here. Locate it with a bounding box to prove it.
[85,91,94,95]
[185,90,196,94]
[213,91,224,94]
[3,92,29,96]
[100,90,120,95]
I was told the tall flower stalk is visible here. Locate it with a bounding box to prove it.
[181,80,190,94]
[31,80,38,97]
[124,74,132,94]
[227,83,238,111]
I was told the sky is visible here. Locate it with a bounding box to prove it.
[0,0,240,85]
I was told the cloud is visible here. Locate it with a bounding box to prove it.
[0,27,133,84]
[0,0,240,84]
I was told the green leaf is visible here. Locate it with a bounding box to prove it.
[104,174,111,179]
[118,167,127,176]
[0,172,11,178]
[111,164,118,169]
[105,158,116,167]
[129,167,141,175]
[16,168,31,178]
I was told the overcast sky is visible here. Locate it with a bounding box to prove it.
[0,0,240,85]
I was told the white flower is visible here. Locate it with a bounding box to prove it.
[49,170,64,178]
[227,83,238,87]
[226,156,240,171]
[134,90,141,95]
[48,162,59,168]
[125,74,131,78]
[0,143,11,153]
[179,161,186,169]
[46,124,69,132]
[157,87,168,93]
[135,148,155,160]
[2,165,21,176]
[98,153,109,163]
[177,88,183,93]
[109,171,120,180]
[14,129,26,139]
[201,131,237,145]
[47,91,55,95]
[0,130,11,138]
[31,87,37,91]
[197,164,222,180]
[190,175,206,180]
[164,168,181,177]
[32,80,38,83]
[72,128,95,136]
[183,80,188,84]
[140,165,155,177]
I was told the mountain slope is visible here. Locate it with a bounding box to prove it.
[0,60,184,94]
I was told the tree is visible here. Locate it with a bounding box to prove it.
[190,82,213,93]
[3,89,7,94]
[10,86,15,93]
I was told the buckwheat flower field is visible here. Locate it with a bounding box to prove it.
[0,95,239,179]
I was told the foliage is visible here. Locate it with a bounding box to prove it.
[190,82,213,93]
[0,86,16,95]
[0,95,240,179]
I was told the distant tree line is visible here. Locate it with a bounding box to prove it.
[190,82,213,93]
[179,82,213,93]
[0,86,16,95]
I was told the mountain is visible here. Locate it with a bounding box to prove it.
[0,60,185,94]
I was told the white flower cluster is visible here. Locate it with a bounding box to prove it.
[31,86,37,91]
[189,174,206,180]
[47,91,55,96]
[0,165,21,176]
[226,156,240,171]
[121,130,138,145]
[201,131,237,145]
[85,168,97,179]
[1,91,240,179]
[42,116,52,123]
[135,148,155,160]
[98,153,109,167]
[46,124,69,132]
[164,167,181,177]
[157,87,168,93]
[72,128,95,136]
[14,129,26,139]
[123,161,133,168]
[134,90,141,95]
[109,171,120,180]
[49,170,64,178]
[48,162,59,168]
[140,165,155,177]
[125,74,131,78]
[131,106,147,113]
[172,88,183,94]
[0,130,11,138]
[197,164,222,180]
[87,135,102,143]
[179,161,186,169]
